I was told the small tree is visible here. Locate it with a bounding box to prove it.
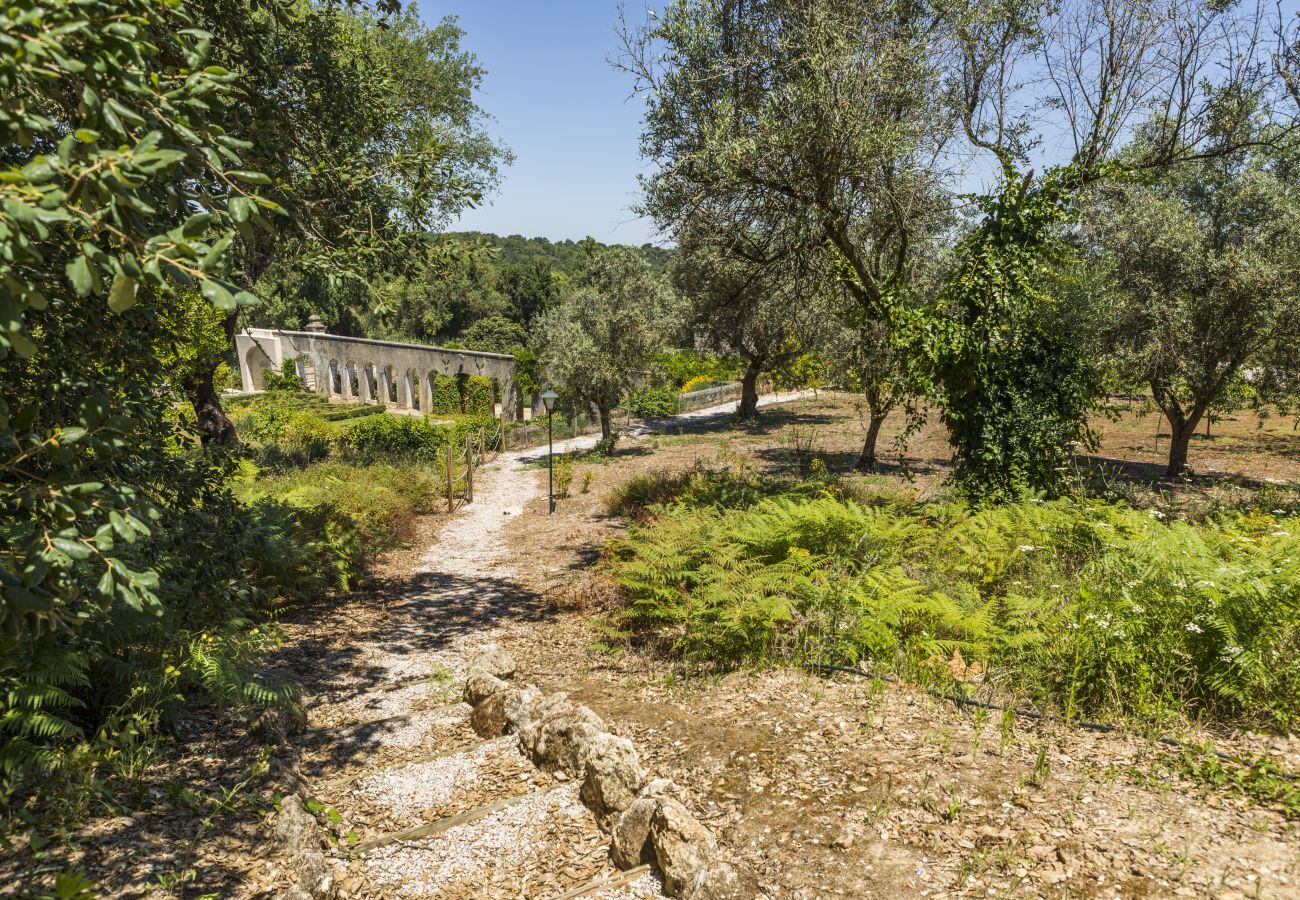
[674,223,833,419]
[535,249,681,438]
[829,317,918,471]
[1089,127,1300,476]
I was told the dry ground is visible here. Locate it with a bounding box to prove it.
[8,394,1296,898]
[496,394,1300,898]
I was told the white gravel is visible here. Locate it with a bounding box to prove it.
[306,679,459,730]
[356,784,591,896]
[343,736,517,822]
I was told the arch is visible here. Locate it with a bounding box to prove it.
[399,368,416,410]
[328,358,342,396]
[243,344,274,390]
[343,361,359,400]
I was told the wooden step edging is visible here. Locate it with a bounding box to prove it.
[557,865,653,899]
[342,782,568,857]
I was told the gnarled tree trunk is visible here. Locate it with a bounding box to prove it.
[857,413,886,472]
[738,357,763,420]
[189,311,239,446]
[598,401,613,439]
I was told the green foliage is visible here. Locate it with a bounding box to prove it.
[462,375,496,417]
[926,168,1102,504]
[535,247,683,437]
[460,316,528,356]
[654,350,743,390]
[234,461,440,602]
[553,456,576,500]
[342,415,453,460]
[626,387,681,419]
[426,374,461,415]
[262,359,306,393]
[607,481,1300,730]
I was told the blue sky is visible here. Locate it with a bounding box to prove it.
[419,1,660,246]
[424,0,1300,248]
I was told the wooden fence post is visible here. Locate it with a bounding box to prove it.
[465,434,474,503]
[446,442,454,513]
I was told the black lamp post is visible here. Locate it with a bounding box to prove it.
[541,388,558,514]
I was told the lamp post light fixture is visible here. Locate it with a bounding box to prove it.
[541,389,559,515]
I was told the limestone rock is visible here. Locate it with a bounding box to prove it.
[651,799,717,896]
[610,798,658,869]
[688,862,745,899]
[469,691,508,737]
[502,684,543,733]
[520,700,605,776]
[580,732,645,827]
[463,670,507,706]
[642,777,675,798]
[274,794,334,898]
[467,644,516,680]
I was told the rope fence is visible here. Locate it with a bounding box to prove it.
[444,422,504,512]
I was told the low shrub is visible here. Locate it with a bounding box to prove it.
[626,386,680,419]
[342,413,453,459]
[463,375,496,416]
[427,373,460,415]
[680,375,724,394]
[606,481,1300,731]
[654,349,744,389]
[235,461,441,602]
[554,455,576,499]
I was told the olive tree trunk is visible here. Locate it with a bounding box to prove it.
[738,357,763,420]
[188,311,239,446]
[857,413,886,472]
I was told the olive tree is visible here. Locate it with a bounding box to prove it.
[674,218,835,419]
[1087,127,1300,476]
[624,0,1286,501]
[535,249,682,439]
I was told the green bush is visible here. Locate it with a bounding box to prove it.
[607,483,1300,730]
[342,414,452,460]
[463,375,496,416]
[654,349,743,389]
[235,461,440,602]
[626,386,680,418]
[427,373,460,415]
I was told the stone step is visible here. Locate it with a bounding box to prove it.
[333,784,660,899]
[320,736,557,842]
[294,703,475,780]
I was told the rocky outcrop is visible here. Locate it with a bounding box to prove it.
[463,670,507,706]
[610,797,657,869]
[468,690,508,737]
[467,643,516,680]
[458,651,732,899]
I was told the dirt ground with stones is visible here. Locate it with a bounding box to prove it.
[495,394,1300,899]
[8,393,1296,899]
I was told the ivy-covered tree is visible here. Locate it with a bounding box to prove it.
[535,249,682,439]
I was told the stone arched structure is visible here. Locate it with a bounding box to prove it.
[235,317,519,419]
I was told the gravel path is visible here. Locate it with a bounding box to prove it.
[283,395,806,899]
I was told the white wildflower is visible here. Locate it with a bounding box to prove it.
[1185,622,1203,634]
